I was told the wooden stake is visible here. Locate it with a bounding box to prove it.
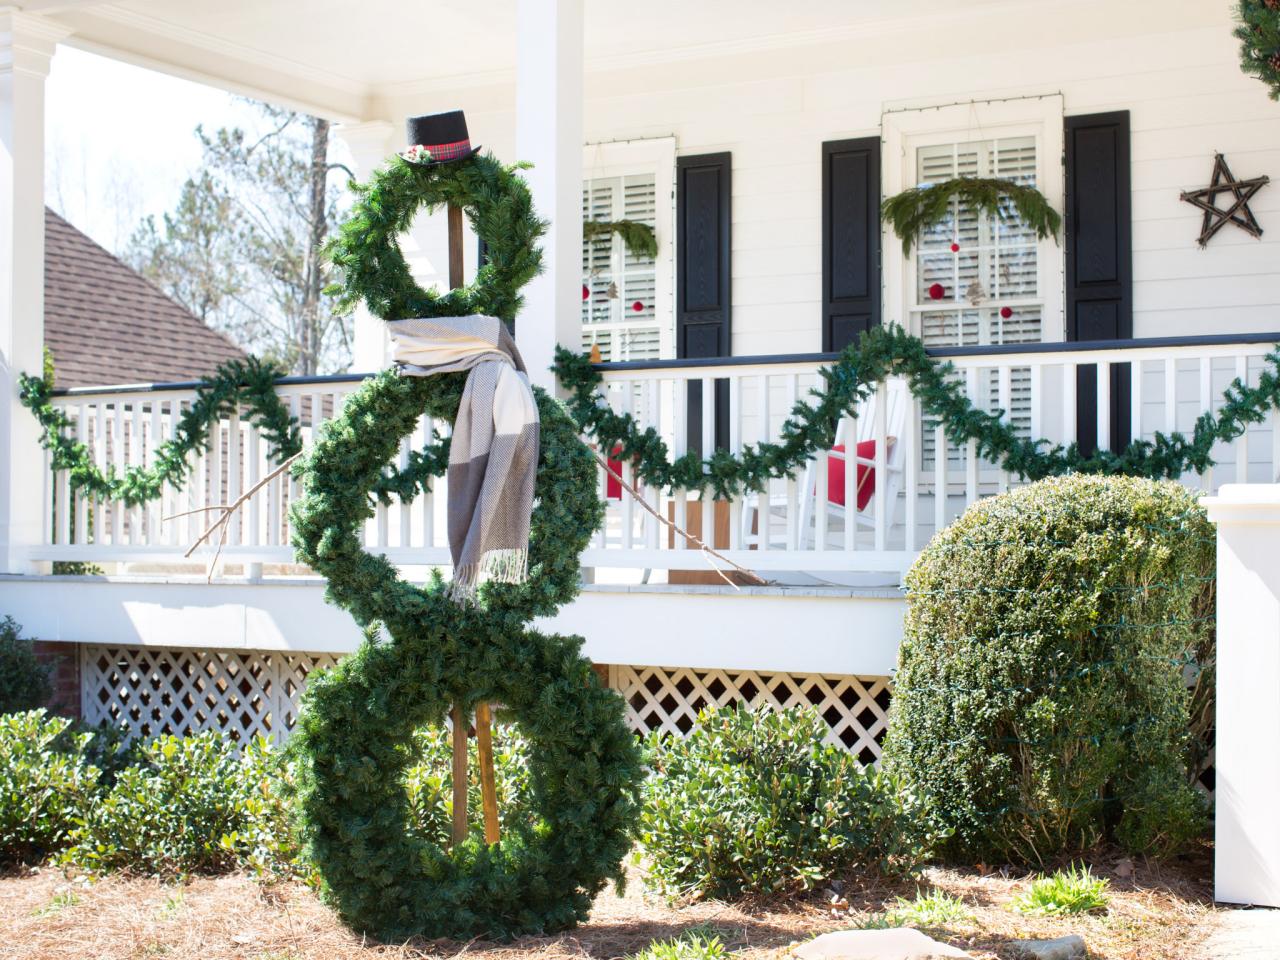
[450,703,468,847]
[475,703,501,844]
[447,204,465,290]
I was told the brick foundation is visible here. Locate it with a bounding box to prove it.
[31,641,80,720]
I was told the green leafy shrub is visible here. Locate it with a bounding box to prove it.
[639,705,938,900]
[66,732,298,878]
[0,616,52,713]
[1012,864,1110,916]
[402,722,533,847]
[0,710,100,864]
[883,475,1212,864]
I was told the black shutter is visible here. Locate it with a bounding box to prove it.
[1065,111,1132,455]
[822,137,881,352]
[677,152,731,453]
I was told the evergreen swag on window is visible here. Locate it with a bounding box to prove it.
[881,177,1061,256]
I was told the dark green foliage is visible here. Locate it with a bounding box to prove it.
[66,732,299,878]
[324,153,546,325]
[882,475,1213,865]
[0,710,100,865]
[555,324,1280,498]
[583,219,658,259]
[0,616,52,713]
[1236,1,1280,100]
[18,356,301,507]
[638,706,939,901]
[881,176,1062,256]
[288,369,642,940]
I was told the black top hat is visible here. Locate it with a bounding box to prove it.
[402,109,481,165]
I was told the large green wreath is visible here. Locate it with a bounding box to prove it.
[1236,0,1280,100]
[289,153,643,940]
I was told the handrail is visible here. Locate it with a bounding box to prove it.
[591,331,1280,372]
[47,330,1280,397]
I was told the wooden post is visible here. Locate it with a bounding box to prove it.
[445,203,502,846]
[475,703,501,844]
[450,703,468,847]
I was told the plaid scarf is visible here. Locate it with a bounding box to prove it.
[388,316,539,602]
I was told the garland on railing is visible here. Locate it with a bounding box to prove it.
[18,357,302,507]
[553,325,1280,499]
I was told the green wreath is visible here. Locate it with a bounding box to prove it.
[290,153,643,940]
[1236,0,1280,100]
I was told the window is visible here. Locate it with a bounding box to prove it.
[580,138,675,362]
[883,97,1064,467]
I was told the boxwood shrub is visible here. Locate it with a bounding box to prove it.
[0,710,100,865]
[0,616,52,713]
[639,705,937,900]
[882,474,1213,864]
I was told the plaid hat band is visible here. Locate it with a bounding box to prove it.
[410,138,471,162]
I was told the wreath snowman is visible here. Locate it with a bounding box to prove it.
[288,111,643,941]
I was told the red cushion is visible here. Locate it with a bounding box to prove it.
[606,444,624,500]
[826,440,878,511]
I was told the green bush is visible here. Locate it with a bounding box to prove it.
[883,475,1212,864]
[402,722,534,847]
[0,710,100,864]
[639,705,938,900]
[66,732,299,878]
[1012,864,1110,916]
[0,616,52,713]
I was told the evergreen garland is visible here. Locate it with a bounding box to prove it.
[553,324,1280,499]
[583,219,658,259]
[18,357,301,507]
[325,154,546,325]
[882,177,1062,256]
[1236,0,1280,100]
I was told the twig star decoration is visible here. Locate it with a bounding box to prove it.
[1180,153,1269,247]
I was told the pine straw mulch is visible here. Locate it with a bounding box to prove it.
[0,845,1219,960]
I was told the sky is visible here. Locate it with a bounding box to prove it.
[45,46,280,254]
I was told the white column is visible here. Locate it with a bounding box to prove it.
[0,13,63,575]
[515,0,583,392]
[334,120,396,372]
[1203,484,1280,908]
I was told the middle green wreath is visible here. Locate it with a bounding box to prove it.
[288,151,643,940]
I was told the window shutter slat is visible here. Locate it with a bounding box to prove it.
[822,137,881,352]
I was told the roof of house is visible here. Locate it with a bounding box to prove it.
[43,208,246,390]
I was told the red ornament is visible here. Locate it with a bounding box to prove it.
[950,242,960,253]
[631,300,645,312]
[999,306,1013,319]
[928,283,946,301]
[582,284,590,301]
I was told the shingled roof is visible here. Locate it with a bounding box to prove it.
[43,208,246,389]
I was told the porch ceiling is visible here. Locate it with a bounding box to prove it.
[37,0,1037,120]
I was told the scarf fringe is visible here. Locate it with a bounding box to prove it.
[449,548,530,605]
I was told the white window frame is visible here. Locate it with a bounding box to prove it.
[881,96,1065,344]
[582,137,677,360]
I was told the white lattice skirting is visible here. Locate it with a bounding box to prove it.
[81,645,339,745]
[610,664,893,764]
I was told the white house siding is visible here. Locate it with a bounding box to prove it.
[385,0,1280,358]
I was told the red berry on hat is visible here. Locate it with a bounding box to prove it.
[1000,306,1013,319]
[928,283,946,301]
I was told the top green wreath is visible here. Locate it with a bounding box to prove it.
[326,152,547,324]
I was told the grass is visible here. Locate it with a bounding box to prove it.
[878,888,973,929]
[31,889,80,917]
[1012,864,1111,917]
[631,925,727,960]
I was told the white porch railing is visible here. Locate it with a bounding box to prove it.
[27,333,1280,580]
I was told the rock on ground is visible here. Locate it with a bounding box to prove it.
[792,928,970,960]
[1006,935,1086,960]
